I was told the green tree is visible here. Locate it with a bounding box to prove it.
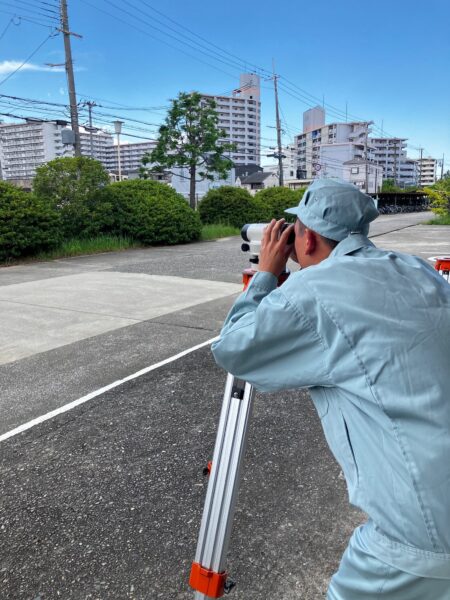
[424,185,450,217]
[254,186,306,222]
[33,156,110,237]
[198,186,266,228]
[144,92,235,210]
[381,179,403,193]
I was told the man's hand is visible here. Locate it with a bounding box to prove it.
[259,219,295,277]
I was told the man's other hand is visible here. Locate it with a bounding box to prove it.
[259,219,295,277]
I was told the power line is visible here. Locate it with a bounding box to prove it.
[0,9,57,30]
[8,0,59,18]
[135,0,271,78]
[79,0,240,80]
[78,0,428,156]
[0,17,14,42]
[118,0,265,77]
[0,93,67,107]
[0,32,58,87]
[2,1,59,23]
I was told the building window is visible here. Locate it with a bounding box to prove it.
[351,167,359,174]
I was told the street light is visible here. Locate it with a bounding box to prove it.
[113,120,124,181]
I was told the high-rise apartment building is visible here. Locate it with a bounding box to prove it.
[370,138,417,188]
[108,140,156,177]
[79,130,114,166]
[0,120,115,184]
[201,73,261,166]
[0,118,159,183]
[416,157,437,187]
[0,120,73,182]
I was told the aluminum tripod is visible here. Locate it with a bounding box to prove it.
[189,230,290,598]
[189,373,255,598]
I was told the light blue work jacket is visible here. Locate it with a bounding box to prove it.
[212,233,450,579]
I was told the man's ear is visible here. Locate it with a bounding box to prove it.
[304,229,317,256]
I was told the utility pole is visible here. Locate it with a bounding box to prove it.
[441,154,445,180]
[272,61,284,187]
[364,123,369,193]
[84,101,97,158]
[364,121,373,193]
[393,139,398,187]
[60,0,81,156]
[418,147,423,187]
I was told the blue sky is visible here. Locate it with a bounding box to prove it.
[1,0,449,168]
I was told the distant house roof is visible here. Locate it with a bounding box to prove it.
[240,171,275,184]
[343,158,382,168]
[343,157,370,165]
[235,164,263,178]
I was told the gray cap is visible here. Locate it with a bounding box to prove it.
[285,178,379,241]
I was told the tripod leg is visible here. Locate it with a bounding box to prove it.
[190,373,255,598]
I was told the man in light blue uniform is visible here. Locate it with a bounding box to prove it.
[211,179,450,599]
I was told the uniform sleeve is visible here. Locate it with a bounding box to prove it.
[211,271,332,392]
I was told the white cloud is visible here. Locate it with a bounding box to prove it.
[0,60,65,75]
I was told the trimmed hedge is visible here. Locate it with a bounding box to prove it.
[33,156,110,238]
[85,179,201,245]
[198,186,267,228]
[0,181,61,261]
[254,187,306,222]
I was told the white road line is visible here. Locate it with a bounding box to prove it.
[0,337,218,443]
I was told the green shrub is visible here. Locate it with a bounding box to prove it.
[198,186,267,228]
[85,179,201,245]
[254,187,306,222]
[0,181,61,261]
[33,156,110,238]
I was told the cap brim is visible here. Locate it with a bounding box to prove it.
[285,206,300,215]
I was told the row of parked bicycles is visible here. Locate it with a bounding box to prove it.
[377,202,429,215]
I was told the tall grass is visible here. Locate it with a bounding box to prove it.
[200,224,240,240]
[36,235,140,260]
[427,214,450,225]
[3,225,241,266]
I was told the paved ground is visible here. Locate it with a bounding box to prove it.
[1,212,449,600]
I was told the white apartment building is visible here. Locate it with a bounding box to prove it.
[79,129,114,166]
[370,138,418,188]
[318,144,382,193]
[0,120,73,182]
[295,107,374,183]
[0,118,159,184]
[417,157,437,187]
[109,140,156,177]
[202,73,261,166]
[0,119,117,184]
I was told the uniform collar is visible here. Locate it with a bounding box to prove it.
[330,233,374,258]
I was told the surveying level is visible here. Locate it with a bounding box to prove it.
[189,239,291,598]
[241,222,295,265]
[241,222,293,290]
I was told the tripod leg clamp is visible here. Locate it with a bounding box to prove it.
[189,562,227,597]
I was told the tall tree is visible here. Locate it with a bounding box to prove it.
[143,92,235,209]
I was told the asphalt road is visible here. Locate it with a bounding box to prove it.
[1,211,449,600]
